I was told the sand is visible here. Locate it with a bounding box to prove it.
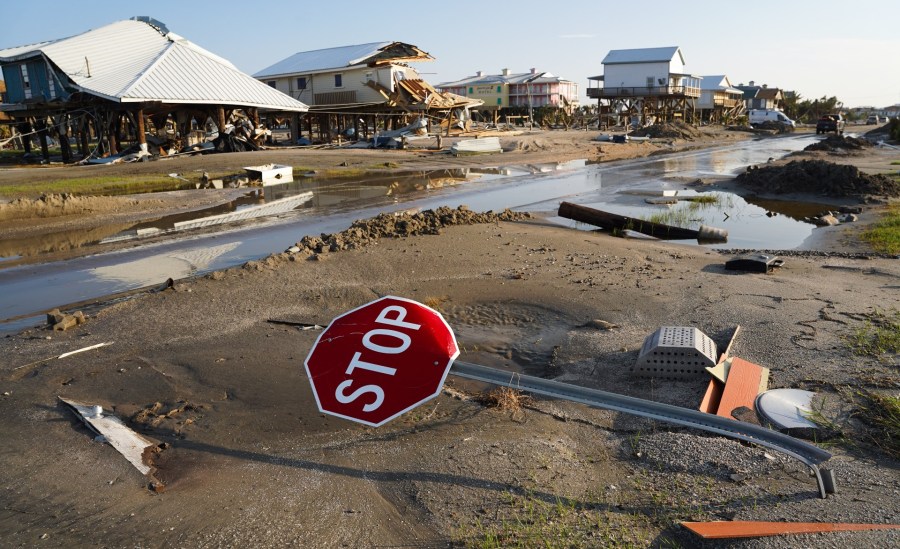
[0,127,899,547]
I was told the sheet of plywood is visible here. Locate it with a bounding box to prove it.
[716,357,769,420]
[682,520,900,539]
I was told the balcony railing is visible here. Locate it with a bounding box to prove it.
[587,85,701,99]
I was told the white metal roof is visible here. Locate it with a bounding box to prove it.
[700,75,741,94]
[254,42,395,78]
[602,46,683,65]
[0,18,307,112]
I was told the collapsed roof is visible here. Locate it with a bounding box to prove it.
[253,41,433,78]
[0,17,308,112]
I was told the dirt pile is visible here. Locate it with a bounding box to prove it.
[804,135,871,152]
[291,206,532,254]
[629,121,701,140]
[0,193,147,221]
[736,159,900,198]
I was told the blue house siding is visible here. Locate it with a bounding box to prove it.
[1,59,67,103]
[2,65,25,102]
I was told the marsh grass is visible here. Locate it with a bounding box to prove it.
[0,175,196,198]
[643,192,730,228]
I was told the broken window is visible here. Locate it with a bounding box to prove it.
[46,66,57,98]
[21,65,31,99]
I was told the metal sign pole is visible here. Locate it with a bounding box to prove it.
[450,360,834,498]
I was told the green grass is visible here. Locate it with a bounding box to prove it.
[890,161,900,165]
[455,493,654,548]
[809,390,900,460]
[860,204,900,254]
[641,193,731,228]
[0,175,197,198]
[847,308,900,358]
[854,391,900,460]
[681,194,719,205]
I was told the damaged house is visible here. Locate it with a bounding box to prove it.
[253,42,481,143]
[0,16,308,163]
[697,75,745,124]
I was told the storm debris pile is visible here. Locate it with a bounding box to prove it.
[735,159,900,198]
[804,135,871,152]
[290,206,532,254]
[629,121,701,140]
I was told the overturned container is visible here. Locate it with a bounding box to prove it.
[632,326,718,379]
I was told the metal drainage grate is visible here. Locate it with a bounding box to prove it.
[632,326,718,379]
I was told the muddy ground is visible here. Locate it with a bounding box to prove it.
[0,126,898,548]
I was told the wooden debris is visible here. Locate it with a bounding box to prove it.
[682,520,900,539]
[558,201,701,240]
[59,397,156,476]
[716,357,769,419]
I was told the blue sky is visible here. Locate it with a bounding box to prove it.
[3,0,899,108]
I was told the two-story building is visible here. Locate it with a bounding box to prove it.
[696,75,744,124]
[436,68,579,119]
[587,46,702,127]
[0,17,307,162]
[254,42,480,141]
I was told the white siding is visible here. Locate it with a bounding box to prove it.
[604,61,671,89]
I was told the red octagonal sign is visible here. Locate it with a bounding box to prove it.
[304,296,459,427]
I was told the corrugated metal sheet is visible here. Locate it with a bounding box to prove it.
[437,71,573,89]
[0,19,307,112]
[602,46,682,65]
[0,41,55,60]
[253,42,393,77]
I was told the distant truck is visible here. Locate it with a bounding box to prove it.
[816,114,845,135]
[748,109,797,129]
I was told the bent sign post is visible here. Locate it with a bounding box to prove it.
[304,296,834,498]
[304,296,459,427]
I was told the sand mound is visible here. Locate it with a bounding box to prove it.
[804,135,871,152]
[629,121,701,140]
[735,159,900,198]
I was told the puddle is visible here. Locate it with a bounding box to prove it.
[553,189,832,249]
[0,165,584,261]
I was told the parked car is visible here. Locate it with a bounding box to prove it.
[816,114,845,135]
[866,115,888,125]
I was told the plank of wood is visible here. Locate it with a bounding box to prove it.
[699,378,723,414]
[716,357,769,419]
[682,520,900,539]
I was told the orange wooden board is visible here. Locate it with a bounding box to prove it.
[699,378,723,414]
[716,357,768,419]
[682,520,900,539]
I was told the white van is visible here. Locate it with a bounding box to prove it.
[748,109,796,128]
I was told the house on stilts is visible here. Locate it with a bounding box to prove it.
[587,46,701,128]
[0,17,308,163]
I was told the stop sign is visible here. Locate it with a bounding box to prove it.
[303,296,460,427]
